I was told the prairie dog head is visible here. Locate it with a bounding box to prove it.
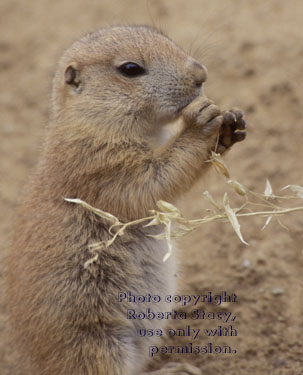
[51,26,207,139]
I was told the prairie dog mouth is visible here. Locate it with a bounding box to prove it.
[176,102,191,115]
[176,91,203,115]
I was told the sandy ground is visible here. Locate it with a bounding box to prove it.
[0,0,302,374]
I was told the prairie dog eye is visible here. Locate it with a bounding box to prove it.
[117,62,146,77]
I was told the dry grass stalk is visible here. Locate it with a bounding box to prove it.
[65,151,303,263]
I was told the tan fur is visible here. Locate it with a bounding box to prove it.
[6,25,246,375]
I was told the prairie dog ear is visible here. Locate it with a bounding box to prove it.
[64,63,81,91]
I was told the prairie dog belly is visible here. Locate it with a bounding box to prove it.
[120,238,179,357]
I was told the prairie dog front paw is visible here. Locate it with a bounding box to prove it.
[182,96,223,138]
[216,108,247,153]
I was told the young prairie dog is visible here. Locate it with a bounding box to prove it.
[6,25,246,375]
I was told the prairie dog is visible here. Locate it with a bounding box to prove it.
[6,25,246,375]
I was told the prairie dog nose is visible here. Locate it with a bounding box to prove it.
[188,60,208,87]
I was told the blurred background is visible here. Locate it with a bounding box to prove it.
[0,0,302,374]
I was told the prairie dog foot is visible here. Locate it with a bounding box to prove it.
[182,96,224,138]
[216,108,247,153]
[143,362,202,375]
